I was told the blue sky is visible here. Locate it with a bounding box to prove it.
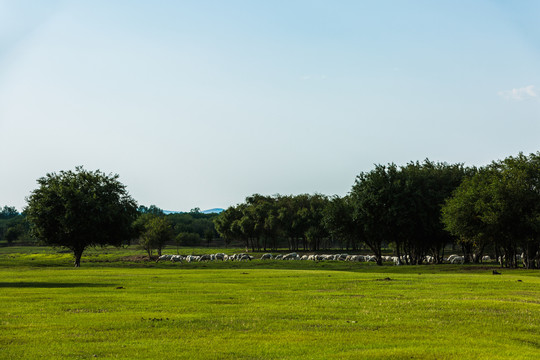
[1,0,539,212]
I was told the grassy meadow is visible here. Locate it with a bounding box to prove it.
[0,246,539,359]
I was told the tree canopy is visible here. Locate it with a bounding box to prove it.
[26,167,138,266]
[442,153,540,268]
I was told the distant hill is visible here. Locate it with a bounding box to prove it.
[201,208,224,214]
[162,208,224,215]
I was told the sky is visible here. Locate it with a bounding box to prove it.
[1,0,540,212]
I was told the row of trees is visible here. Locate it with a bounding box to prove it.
[11,152,540,268]
[214,161,469,265]
[214,193,331,253]
[214,154,540,268]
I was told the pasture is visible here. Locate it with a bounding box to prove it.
[0,247,539,359]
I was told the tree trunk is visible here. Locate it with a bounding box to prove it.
[73,248,84,267]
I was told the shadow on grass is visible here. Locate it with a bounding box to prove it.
[0,282,115,288]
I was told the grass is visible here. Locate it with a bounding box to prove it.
[0,246,539,359]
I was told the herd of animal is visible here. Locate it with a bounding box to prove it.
[156,252,494,265]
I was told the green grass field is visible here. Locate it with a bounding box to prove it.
[1,247,539,359]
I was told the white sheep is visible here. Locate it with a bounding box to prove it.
[156,254,173,262]
[198,254,212,262]
[214,253,226,261]
[239,254,252,261]
[283,252,299,260]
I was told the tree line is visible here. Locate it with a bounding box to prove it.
[214,161,468,264]
[214,154,540,268]
[4,152,540,268]
[133,205,218,257]
[0,206,33,245]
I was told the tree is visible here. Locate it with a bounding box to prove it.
[396,161,468,264]
[442,167,494,263]
[350,164,400,265]
[26,167,138,267]
[0,208,29,245]
[0,206,19,219]
[442,153,540,268]
[139,216,174,257]
[350,161,467,265]
[322,195,359,250]
[5,226,22,245]
[176,232,201,247]
[214,206,241,247]
[137,205,164,216]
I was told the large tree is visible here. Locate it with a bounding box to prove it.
[350,161,467,265]
[442,153,540,268]
[26,167,138,267]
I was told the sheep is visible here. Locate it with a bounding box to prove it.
[198,254,212,262]
[260,253,273,260]
[214,253,226,261]
[282,252,299,260]
[228,254,241,261]
[239,254,252,261]
[171,255,183,263]
[450,256,464,264]
[156,254,173,262]
[185,255,200,263]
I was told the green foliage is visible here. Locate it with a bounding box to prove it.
[322,195,359,250]
[139,216,174,256]
[0,213,30,245]
[0,205,19,219]
[166,212,215,232]
[214,194,331,252]
[137,204,164,216]
[4,226,22,245]
[175,232,201,247]
[350,161,468,265]
[442,152,540,268]
[25,167,138,266]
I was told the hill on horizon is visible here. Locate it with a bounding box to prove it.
[162,208,224,215]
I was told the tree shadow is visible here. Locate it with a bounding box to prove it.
[0,282,115,288]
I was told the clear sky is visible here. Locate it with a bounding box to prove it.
[1,0,539,212]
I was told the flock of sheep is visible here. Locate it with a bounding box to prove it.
[156,252,492,265]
